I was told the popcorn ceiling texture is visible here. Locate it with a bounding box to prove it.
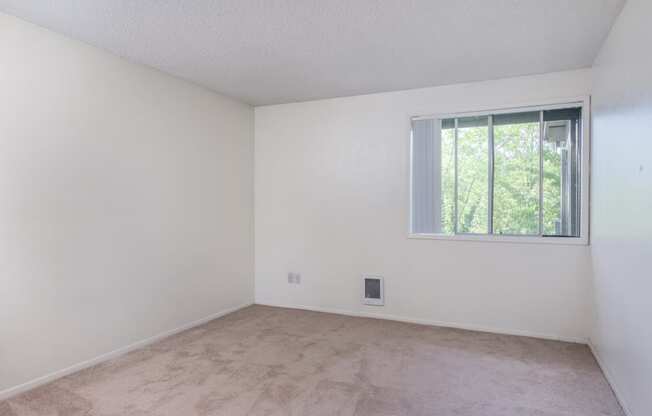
[0,306,623,416]
[0,0,624,105]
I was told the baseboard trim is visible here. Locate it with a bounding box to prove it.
[0,302,253,401]
[256,302,587,344]
[588,341,633,416]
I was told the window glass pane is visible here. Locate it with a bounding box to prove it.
[411,106,583,239]
[492,112,540,235]
[440,122,455,234]
[543,108,581,236]
[456,116,489,234]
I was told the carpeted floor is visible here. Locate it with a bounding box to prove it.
[1,305,623,416]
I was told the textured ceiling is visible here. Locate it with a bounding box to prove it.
[0,0,624,105]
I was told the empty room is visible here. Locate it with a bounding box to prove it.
[0,1,650,415]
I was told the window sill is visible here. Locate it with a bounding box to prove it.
[408,233,589,246]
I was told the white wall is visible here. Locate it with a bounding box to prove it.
[0,13,254,394]
[590,0,652,415]
[255,69,593,342]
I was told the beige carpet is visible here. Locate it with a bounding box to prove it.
[1,305,623,416]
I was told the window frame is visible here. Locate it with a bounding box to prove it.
[408,96,590,246]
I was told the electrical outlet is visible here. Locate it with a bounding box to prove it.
[287,272,301,284]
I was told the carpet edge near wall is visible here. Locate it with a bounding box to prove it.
[256,302,634,415]
[255,302,588,344]
[588,341,633,416]
[0,302,254,401]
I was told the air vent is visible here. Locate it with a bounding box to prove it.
[362,275,384,306]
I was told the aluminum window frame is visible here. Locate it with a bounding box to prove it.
[408,96,590,246]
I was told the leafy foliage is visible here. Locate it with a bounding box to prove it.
[439,121,563,235]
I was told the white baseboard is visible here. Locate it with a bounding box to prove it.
[588,341,633,416]
[0,302,253,401]
[256,302,588,344]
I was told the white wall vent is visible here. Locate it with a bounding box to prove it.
[362,275,384,306]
